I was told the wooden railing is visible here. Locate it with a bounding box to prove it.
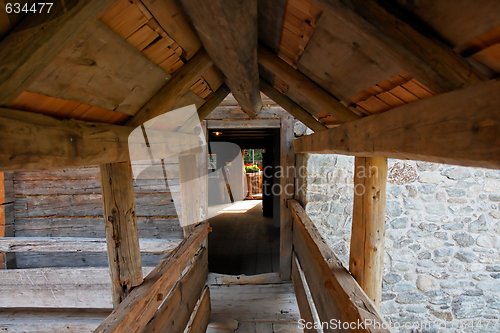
[95,223,210,333]
[288,200,390,333]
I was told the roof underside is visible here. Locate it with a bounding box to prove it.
[0,0,498,128]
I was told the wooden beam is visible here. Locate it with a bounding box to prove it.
[349,157,387,308]
[140,0,201,60]
[206,119,281,129]
[260,79,328,132]
[294,80,500,169]
[100,162,143,307]
[258,47,360,124]
[95,223,209,333]
[280,116,295,280]
[0,237,180,254]
[0,0,114,104]
[127,50,213,127]
[181,0,262,116]
[198,85,231,120]
[185,286,211,333]
[258,0,287,52]
[0,108,203,170]
[0,108,130,171]
[143,248,208,333]
[316,0,484,92]
[0,171,5,268]
[289,200,389,332]
[291,255,316,333]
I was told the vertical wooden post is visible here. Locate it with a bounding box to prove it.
[100,161,143,307]
[349,157,387,308]
[280,116,294,280]
[0,171,6,268]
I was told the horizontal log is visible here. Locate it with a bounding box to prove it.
[206,119,281,129]
[289,199,389,333]
[0,237,181,254]
[95,223,209,332]
[0,308,109,333]
[207,272,282,285]
[294,80,500,169]
[0,109,202,171]
[0,267,153,309]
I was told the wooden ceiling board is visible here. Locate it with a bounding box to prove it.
[297,10,403,103]
[26,21,168,116]
[394,0,500,53]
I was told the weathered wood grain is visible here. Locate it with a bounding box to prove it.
[100,162,143,306]
[181,0,263,116]
[293,80,500,169]
[289,199,389,332]
[95,223,209,332]
[350,157,387,308]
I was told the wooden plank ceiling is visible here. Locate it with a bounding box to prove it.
[0,0,498,128]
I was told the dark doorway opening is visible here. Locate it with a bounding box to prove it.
[207,128,280,275]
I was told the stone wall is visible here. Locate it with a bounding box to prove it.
[302,154,500,332]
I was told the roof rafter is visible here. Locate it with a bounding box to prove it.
[315,0,485,92]
[258,47,360,124]
[180,0,263,117]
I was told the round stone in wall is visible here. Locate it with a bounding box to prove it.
[388,162,418,185]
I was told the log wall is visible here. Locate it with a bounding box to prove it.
[11,166,183,268]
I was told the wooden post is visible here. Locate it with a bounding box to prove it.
[100,161,143,307]
[349,157,387,308]
[280,116,294,280]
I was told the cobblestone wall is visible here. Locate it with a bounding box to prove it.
[302,154,500,332]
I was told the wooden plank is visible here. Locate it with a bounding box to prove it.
[394,0,500,52]
[198,85,231,120]
[280,116,295,280]
[349,157,387,308]
[27,20,168,116]
[260,79,328,132]
[143,248,208,333]
[258,0,287,52]
[100,161,143,307]
[207,272,282,285]
[95,223,209,332]
[181,0,263,116]
[210,283,300,322]
[0,308,109,333]
[0,0,115,104]
[140,0,201,59]
[185,286,211,333]
[294,80,500,169]
[289,200,389,332]
[0,267,153,309]
[316,0,485,93]
[297,9,403,103]
[0,237,180,253]
[0,108,130,171]
[207,119,281,129]
[258,47,360,124]
[291,255,315,333]
[127,50,213,127]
